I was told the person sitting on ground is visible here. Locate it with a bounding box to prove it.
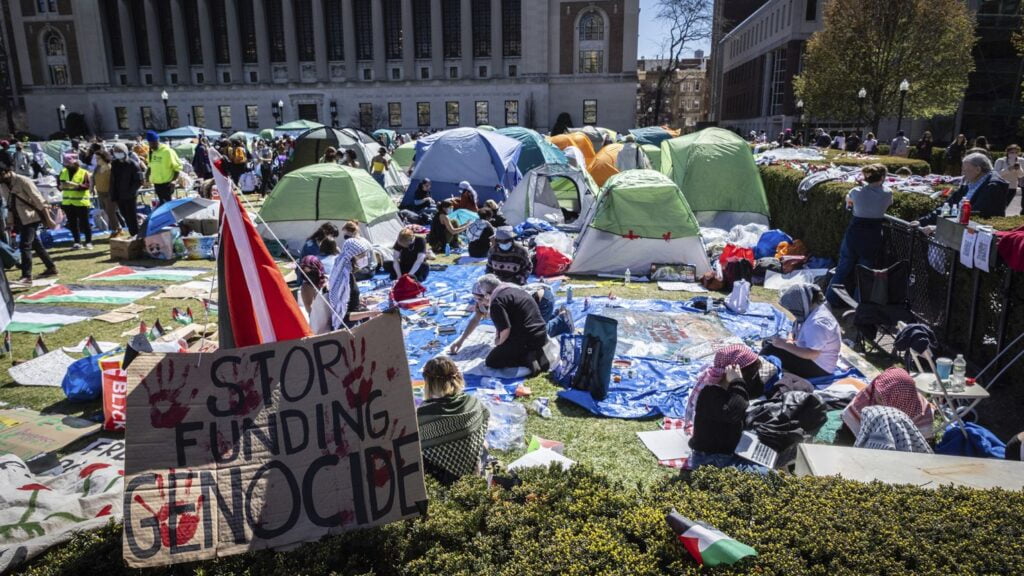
[341,220,376,280]
[326,236,384,330]
[523,282,573,337]
[399,178,437,224]
[391,228,429,282]
[301,222,340,259]
[484,199,507,227]
[456,181,479,213]
[853,405,932,454]
[761,283,841,379]
[916,152,1010,227]
[465,207,496,258]
[835,367,934,446]
[685,344,770,474]
[449,274,552,375]
[416,356,490,485]
[487,226,532,285]
[427,199,470,253]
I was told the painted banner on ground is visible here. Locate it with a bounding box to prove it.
[122,311,426,567]
[17,284,159,305]
[84,266,209,282]
[0,439,125,573]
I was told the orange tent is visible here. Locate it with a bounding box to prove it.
[588,143,624,187]
[549,132,596,166]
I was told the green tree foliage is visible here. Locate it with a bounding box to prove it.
[793,0,976,134]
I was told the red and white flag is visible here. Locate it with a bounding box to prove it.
[211,150,310,347]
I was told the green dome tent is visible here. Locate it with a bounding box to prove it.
[660,127,770,229]
[391,141,416,171]
[284,127,366,174]
[256,163,403,255]
[570,170,710,276]
[641,144,662,172]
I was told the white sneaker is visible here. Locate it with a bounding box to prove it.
[85,243,94,250]
[71,243,82,250]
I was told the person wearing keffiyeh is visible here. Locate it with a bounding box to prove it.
[854,406,932,454]
[416,356,489,485]
[839,367,934,443]
[325,237,380,331]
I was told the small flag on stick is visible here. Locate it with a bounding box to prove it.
[82,335,103,356]
[666,509,757,567]
[148,319,165,340]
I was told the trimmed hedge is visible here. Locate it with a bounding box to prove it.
[760,165,940,258]
[22,466,1024,575]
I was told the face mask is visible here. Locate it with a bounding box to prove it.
[498,242,512,251]
[114,153,126,160]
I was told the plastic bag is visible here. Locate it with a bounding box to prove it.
[62,354,106,402]
[726,279,751,314]
[727,223,770,248]
[534,231,574,257]
[534,246,572,277]
[481,397,527,451]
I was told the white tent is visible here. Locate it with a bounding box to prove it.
[570,170,711,277]
[504,164,598,231]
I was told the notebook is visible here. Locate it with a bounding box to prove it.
[735,431,778,469]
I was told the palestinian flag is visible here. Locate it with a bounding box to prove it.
[6,305,106,333]
[34,335,48,358]
[666,509,757,567]
[148,319,166,340]
[138,320,147,335]
[17,284,159,305]
[202,299,218,314]
[84,265,209,282]
[172,307,193,325]
[82,335,103,356]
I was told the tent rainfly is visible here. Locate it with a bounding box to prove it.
[570,170,710,277]
[504,164,599,231]
[497,127,567,175]
[404,127,522,205]
[256,163,403,255]
[660,127,770,229]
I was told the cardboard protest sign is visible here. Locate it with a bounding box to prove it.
[122,312,427,567]
[0,409,101,466]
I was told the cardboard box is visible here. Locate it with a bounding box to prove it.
[109,236,146,260]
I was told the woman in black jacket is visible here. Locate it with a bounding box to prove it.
[109,143,143,237]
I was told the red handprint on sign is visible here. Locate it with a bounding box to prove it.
[216,360,263,417]
[141,361,197,428]
[340,338,376,409]
[132,471,204,549]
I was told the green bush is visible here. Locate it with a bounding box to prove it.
[22,466,1024,575]
[760,165,940,257]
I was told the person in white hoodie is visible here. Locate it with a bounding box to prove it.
[615,134,651,171]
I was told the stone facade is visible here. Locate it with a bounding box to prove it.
[4,0,639,136]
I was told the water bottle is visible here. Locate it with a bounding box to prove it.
[624,268,631,286]
[951,203,959,219]
[940,203,950,218]
[951,354,966,393]
[566,285,574,304]
[532,398,552,419]
[760,318,770,340]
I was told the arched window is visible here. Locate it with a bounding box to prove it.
[579,12,604,41]
[576,10,607,74]
[43,31,68,86]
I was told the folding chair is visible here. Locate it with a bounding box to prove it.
[830,261,916,354]
[906,344,969,440]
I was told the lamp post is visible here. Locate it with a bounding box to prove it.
[330,100,338,128]
[896,79,909,135]
[646,106,653,127]
[857,87,866,136]
[161,90,170,129]
[57,104,66,133]
[277,99,285,125]
[796,99,804,142]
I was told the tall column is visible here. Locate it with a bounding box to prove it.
[460,0,472,77]
[224,0,244,82]
[372,0,386,80]
[401,0,414,79]
[253,0,271,82]
[196,0,216,83]
[171,0,191,84]
[143,0,165,84]
[490,0,502,77]
[342,0,357,80]
[281,0,300,81]
[430,0,443,78]
[117,0,139,84]
[312,0,328,81]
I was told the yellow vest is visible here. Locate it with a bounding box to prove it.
[59,167,91,207]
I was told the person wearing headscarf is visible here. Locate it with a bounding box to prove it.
[838,367,934,445]
[762,283,842,379]
[58,152,93,250]
[416,356,490,485]
[853,406,932,454]
[684,344,769,474]
[326,236,382,331]
[456,181,479,212]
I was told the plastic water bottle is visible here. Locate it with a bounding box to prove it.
[624,268,631,286]
[951,354,967,393]
[566,285,574,304]
[760,318,770,340]
[531,398,552,419]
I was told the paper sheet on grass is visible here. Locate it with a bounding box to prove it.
[637,429,692,461]
[763,269,829,291]
[507,448,575,471]
[94,303,155,324]
[0,439,125,575]
[658,281,708,292]
[8,350,77,386]
[153,280,217,300]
